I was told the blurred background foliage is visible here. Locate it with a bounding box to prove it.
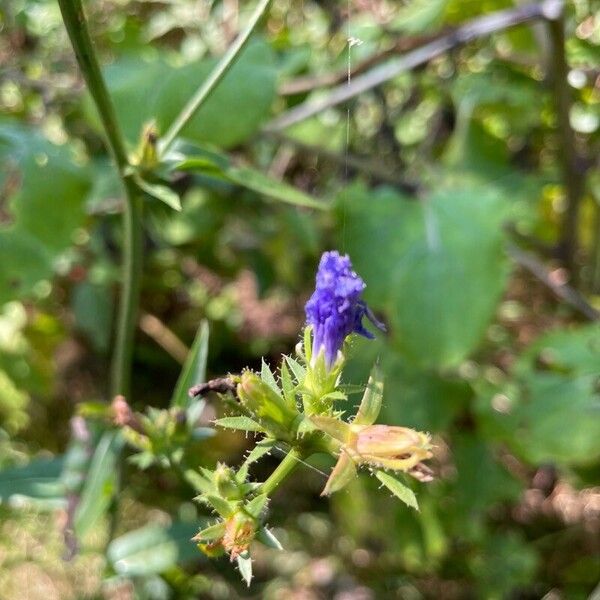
[1,0,599,598]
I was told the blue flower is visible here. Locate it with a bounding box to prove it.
[305,251,385,367]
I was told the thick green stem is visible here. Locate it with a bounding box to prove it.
[57,0,143,398]
[259,447,303,497]
[158,0,272,156]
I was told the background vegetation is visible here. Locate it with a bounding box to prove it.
[1,0,599,598]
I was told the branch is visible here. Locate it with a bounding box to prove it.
[264,0,563,132]
[279,34,436,96]
[159,0,272,156]
[507,245,599,321]
[547,10,586,278]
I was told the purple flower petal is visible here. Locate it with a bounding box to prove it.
[305,251,385,367]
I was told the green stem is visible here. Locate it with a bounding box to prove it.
[158,0,272,156]
[57,0,143,398]
[259,447,303,497]
[110,182,143,397]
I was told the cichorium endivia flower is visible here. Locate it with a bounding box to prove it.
[305,251,385,368]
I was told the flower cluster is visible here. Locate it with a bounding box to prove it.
[108,249,433,585]
[305,251,385,368]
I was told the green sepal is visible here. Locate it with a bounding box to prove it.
[214,416,264,432]
[310,416,350,444]
[322,451,357,496]
[256,527,283,550]
[353,364,384,426]
[193,521,226,542]
[236,551,253,586]
[197,494,235,517]
[261,359,281,396]
[245,493,269,519]
[375,470,419,511]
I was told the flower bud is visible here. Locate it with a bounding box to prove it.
[351,425,432,471]
[237,371,298,437]
[214,463,243,500]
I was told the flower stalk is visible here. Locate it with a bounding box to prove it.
[57,0,143,398]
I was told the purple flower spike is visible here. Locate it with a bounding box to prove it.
[305,251,385,367]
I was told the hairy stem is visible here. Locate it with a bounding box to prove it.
[159,0,272,156]
[57,0,143,399]
[259,447,303,497]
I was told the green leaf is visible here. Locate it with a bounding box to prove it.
[375,470,419,511]
[108,521,201,576]
[176,153,326,210]
[353,365,384,426]
[340,184,509,368]
[0,457,65,507]
[171,320,210,408]
[135,176,181,211]
[214,416,264,432]
[72,281,114,352]
[74,431,123,536]
[90,41,277,149]
[0,122,91,304]
[391,0,448,33]
[238,441,275,482]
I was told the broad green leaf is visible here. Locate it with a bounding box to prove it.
[341,183,509,368]
[135,176,181,211]
[108,521,201,576]
[90,41,277,149]
[74,431,123,537]
[515,323,600,378]
[72,281,114,352]
[214,416,264,432]
[171,320,209,408]
[236,551,253,586]
[0,123,91,304]
[391,0,448,33]
[375,470,419,511]
[0,456,65,506]
[354,365,384,426]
